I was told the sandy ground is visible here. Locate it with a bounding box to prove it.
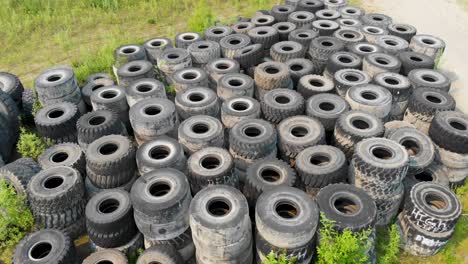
[365,0,468,113]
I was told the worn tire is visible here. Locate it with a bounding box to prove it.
[345,84,393,120]
[397,51,435,76]
[407,69,451,92]
[34,101,79,143]
[178,115,224,155]
[83,249,128,264]
[261,88,305,124]
[334,69,371,97]
[229,118,277,159]
[429,111,468,154]
[306,93,349,132]
[39,143,85,175]
[217,73,255,101]
[221,96,262,129]
[297,74,334,99]
[126,78,166,107]
[77,109,127,149]
[137,245,184,264]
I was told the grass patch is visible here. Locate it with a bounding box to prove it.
[263,251,297,264]
[0,179,35,264]
[375,225,401,264]
[16,127,51,160]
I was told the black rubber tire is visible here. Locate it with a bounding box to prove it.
[254,61,291,94]
[297,74,334,99]
[84,173,137,200]
[143,37,172,64]
[315,9,341,20]
[333,110,385,159]
[334,69,372,97]
[405,182,461,233]
[130,168,191,237]
[251,14,276,27]
[231,21,256,34]
[27,166,84,213]
[346,42,384,58]
[387,127,435,176]
[350,137,408,190]
[204,25,233,42]
[21,89,36,125]
[32,202,85,233]
[39,143,85,175]
[270,41,306,62]
[0,72,24,103]
[137,245,184,264]
[205,58,241,90]
[277,115,325,163]
[247,26,279,50]
[77,109,127,149]
[129,98,179,142]
[175,88,219,121]
[90,86,129,130]
[261,88,305,124]
[375,35,409,55]
[255,186,318,264]
[361,13,393,28]
[243,158,296,206]
[288,29,318,48]
[407,69,451,92]
[34,66,79,101]
[272,22,297,41]
[187,40,221,66]
[316,183,377,232]
[219,34,251,59]
[229,118,277,159]
[221,96,262,129]
[333,29,365,46]
[86,189,137,248]
[113,44,147,70]
[157,48,192,78]
[0,162,38,195]
[233,44,263,69]
[86,135,136,188]
[363,52,402,78]
[297,0,323,13]
[188,147,237,193]
[397,51,435,76]
[34,101,79,143]
[373,72,411,103]
[116,60,155,87]
[285,58,315,86]
[388,23,417,42]
[406,88,455,122]
[396,213,453,257]
[295,145,347,188]
[339,6,365,19]
[83,249,128,264]
[171,68,209,94]
[306,93,350,132]
[326,51,362,76]
[143,227,194,262]
[175,32,203,49]
[217,73,255,101]
[308,36,345,74]
[409,34,446,60]
[81,77,115,106]
[311,19,340,36]
[178,115,224,155]
[345,84,393,120]
[271,5,296,22]
[126,78,166,107]
[287,11,315,29]
[13,229,77,264]
[429,111,468,154]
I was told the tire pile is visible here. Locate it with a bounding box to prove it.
[1,0,465,263]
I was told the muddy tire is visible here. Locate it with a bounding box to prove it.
[261,89,305,124]
[221,96,261,129]
[126,78,166,107]
[39,143,85,175]
[178,115,224,155]
[345,84,392,120]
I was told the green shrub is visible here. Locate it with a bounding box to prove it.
[263,250,297,264]
[375,224,401,264]
[0,179,35,264]
[317,213,372,264]
[16,127,50,160]
[187,0,216,33]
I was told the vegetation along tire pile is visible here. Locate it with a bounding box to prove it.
[2,1,467,263]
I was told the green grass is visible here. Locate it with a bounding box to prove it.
[457,0,468,12]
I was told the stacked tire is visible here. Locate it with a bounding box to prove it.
[0,158,41,195]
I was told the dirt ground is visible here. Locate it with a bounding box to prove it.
[365,0,468,113]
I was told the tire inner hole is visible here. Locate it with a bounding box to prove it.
[98,198,120,214]
[309,79,324,87]
[334,197,359,215]
[290,64,304,71]
[422,38,436,45]
[319,23,331,28]
[89,116,106,126]
[319,102,336,111]
[258,31,268,35]
[47,109,64,119]
[372,16,384,21]
[144,106,162,116]
[275,201,299,219]
[321,41,333,47]
[414,171,434,182]
[192,123,210,134]
[198,45,209,49]
[275,95,291,104]
[101,91,117,99]
[201,156,221,170]
[361,91,378,100]
[375,58,389,65]
[232,102,249,111]
[257,18,268,23]
[182,72,198,80]
[43,176,64,189]
[450,121,467,131]
[228,79,244,87]
[425,193,447,210]
[150,41,163,47]
[29,242,52,260]
[149,182,171,197]
[136,84,153,93]
[265,67,280,74]
[310,155,330,166]
[122,47,136,54]
[260,168,281,182]
[46,74,62,82]
[410,56,423,62]
[229,39,241,45]
[422,75,437,83]
[96,261,114,264]
[216,63,230,70]
[149,146,171,160]
[207,199,231,217]
[358,46,374,53]
[51,152,69,163]
[281,46,294,51]
[343,33,356,39]
[213,29,224,34]
[189,93,205,102]
[99,143,119,155]
[128,66,141,72]
[344,74,360,82]
[384,77,400,85]
[385,40,398,46]
[298,33,310,38]
[167,54,180,59]
[92,84,104,92]
[367,28,380,34]
[352,119,370,130]
[297,15,307,19]
[395,26,408,32]
[372,147,394,160]
[291,126,308,137]
[426,95,442,104]
[401,139,420,156]
[183,35,195,40]
[338,56,353,63]
[278,26,290,31]
[244,126,262,138]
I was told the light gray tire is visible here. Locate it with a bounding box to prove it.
[136,137,187,175]
[387,23,417,42]
[311,20,340,37]
[219,34,251,59]
[205,58,240,89]
[407,69,451,92]
[363,53,401,78]
[34,66,78,100]
[297,74,334,99]
[143,38,173,64]
[345,84,392,120]
[361,13,393,28]
[272,22,297,41]
[157,48,192,80]
[126,78,166,107]
[231,21,256,34]
[409,34,446,60]
[187,40,221,66]
[136,245,183,264]
[204,26,233,42]
[221,96,261,129]
[254,61,291,98]
[178,115,224,155]
[172,68,209,94]
[288,29,318,48]
[333,28,365,45]
[117,60,155,87]
[346,42,384,58]
[339,6,365,19]
[315,9,341,20]
[285,58,315,86]
[306,93,350,132]
[270,41,306,62]
[175,87,220,120]
[175,32,203,49]
[334,69,371,97]
[39,143,85,175]
[360,26,388,44]
[217,73,255,101]
[376,35,409,55]
[261,89,305,124]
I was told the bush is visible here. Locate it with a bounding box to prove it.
[375,224,401,264]
[16,127,50,160]
[317,213,372,264]
[263,250,297,264]
[0,179,35,264]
